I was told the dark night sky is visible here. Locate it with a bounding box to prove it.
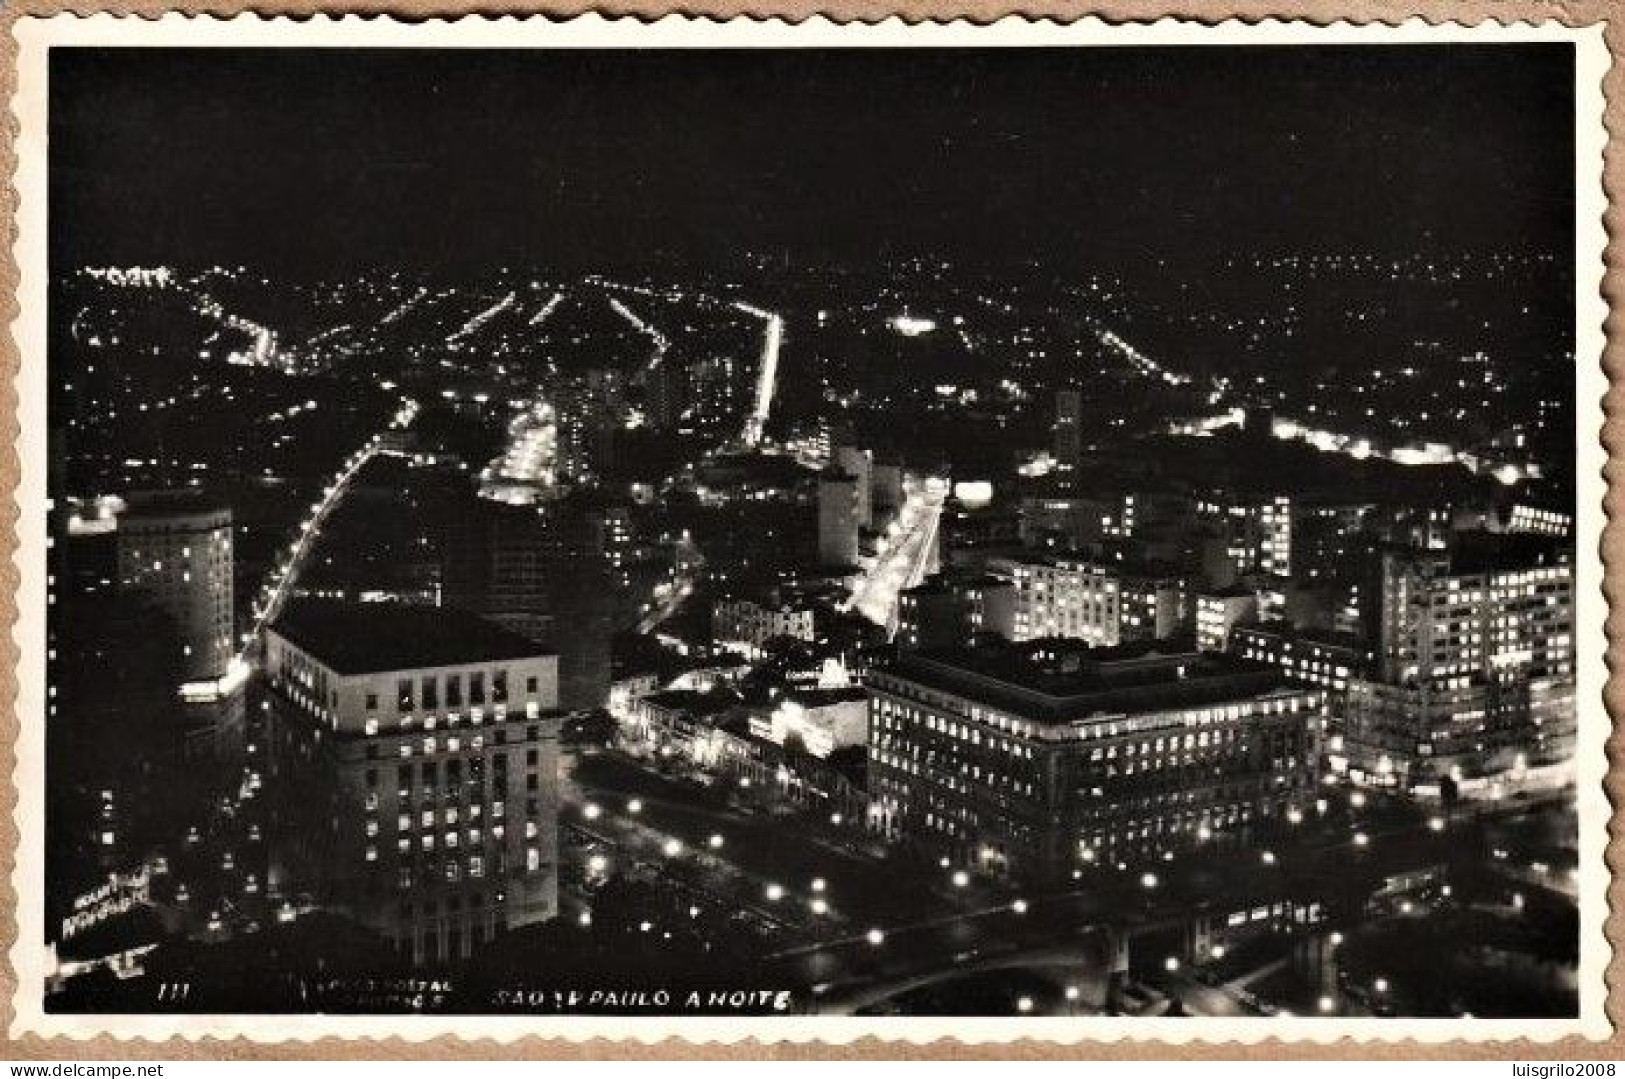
[50,45,1575,273]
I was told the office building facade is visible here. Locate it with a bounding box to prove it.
[1342,543,1575,791]
[115,492,234,684]
[866,641,1324,880]
[265,601,562,965]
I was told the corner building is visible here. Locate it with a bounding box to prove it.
[265,600,561,964]
[115,491,234,685]
[1342,540,1575,792]
[866,640,1323,880]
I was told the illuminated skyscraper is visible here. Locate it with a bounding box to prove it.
[1052,389,1083,473]
[1342,538,1574,793]
[115,491,234,685]
[266,600,561,965]
[818,469,860,570]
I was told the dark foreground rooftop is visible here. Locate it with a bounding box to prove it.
[271,599,554,675]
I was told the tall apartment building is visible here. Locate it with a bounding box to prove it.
[1052,389,1083,473]
[989,555,1186,648]
[872,458,904,520]
[115,491,234,685]
[817,469,861,570]
[832,444,873,530]
[553,367,625,483]
[866,640,1324,879]
[440,497,613,712]
[897,571,1017,651]
[265,600,562,965]
[1342,537,1575,792]
[1197,494,1294,581]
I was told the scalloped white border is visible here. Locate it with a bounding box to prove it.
[7,12,1613,1045]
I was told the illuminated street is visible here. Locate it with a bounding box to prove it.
[847,475,946,634]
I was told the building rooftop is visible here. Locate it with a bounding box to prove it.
[876,638,1288,725]
[641,688,742,717]
[1448,531,1571,575]
[272,599,554,675]
[1199,585,1257,599]
[1231,619,1372,653]
[120,489,231,522]
[785,686,869,708]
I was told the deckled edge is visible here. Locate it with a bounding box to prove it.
[0,6,1618,1060]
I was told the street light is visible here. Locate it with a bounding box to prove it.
[1016,996,1034,1014]
[1012,899,1029,914]
[1064,986,1080,1002]
[1318,996,1336,1013]
[810,898,828,915]
[708,834,725,850]
[1261,851,1277,866]
[587,854,608,874]
[627,799,643,815]
[952,871,969,888]
[1353,832,1369,848]
[811,877,826,893]
[583,803,602,821]
[1140,872,1159,890]
[662,839,682,858]
[1163,957,1180,973]
[765,883,785,902]
[866,928,886,946]
[1373,977,1390,994]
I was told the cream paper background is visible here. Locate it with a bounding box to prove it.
[3,12,1614,1050]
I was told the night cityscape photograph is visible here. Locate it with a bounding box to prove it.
[38,35,1590,1023]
